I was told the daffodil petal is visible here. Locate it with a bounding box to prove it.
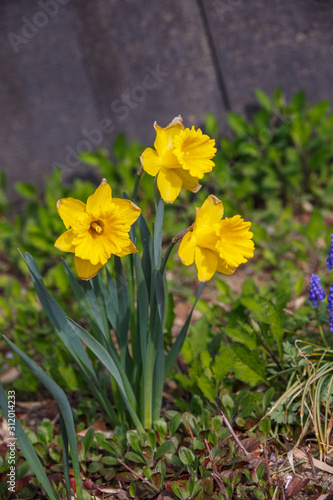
[115,239,138,257]
[86,178,113,217]
[111,198,141,225]
[157,168,182,203]
[176,169,201,193]
[173,127,216,179]
[140,147,161,176]
[216,257,235,275]
[178,231,196,265]
[195,195,224,228]
[195,247,218,282]
[153,116,184,155]
[74,256,103,281]
[56,198,87,230]
[54,229,75,253]
[215,215,255,268]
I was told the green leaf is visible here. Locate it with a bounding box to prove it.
[205,112,219,138]
[152,270,165,421]
[0,384,58,500]
[83,428,95,455]
[114,256,130,364]
[178,446,196,468]
[155,441,172,460]
[198,375,216,402]
[66,319,144,436]
[15,182,38,200]
[127,431,142,454]
[153,184,164,268]
[20,252,97,384]
[255,89,272,111]
[231,345,266,386]
[169,413,182,437]
[227,112,248,136]
[223,325,258,350]
[165,282,206,378]
[261,298,284,357]
[2,337,82,500]
[213,346,232,381]
[304,208,325,244]
[134,253,149,367]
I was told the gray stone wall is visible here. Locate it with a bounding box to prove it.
[1,0,333,201]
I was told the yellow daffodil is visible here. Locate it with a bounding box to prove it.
[140,116,216,203]
[54,179,141,280]
[178,195,254,282]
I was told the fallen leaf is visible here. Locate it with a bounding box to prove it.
[293,448,333,474]
[285,476,307,498]
[77,420,112,438]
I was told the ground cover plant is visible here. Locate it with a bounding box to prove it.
[1,89,333,499]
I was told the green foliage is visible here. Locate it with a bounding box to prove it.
[2,88,333,498]
[0,407,291,499]
[204,88,333,219]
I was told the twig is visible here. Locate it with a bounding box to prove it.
[220,410,250,457]
[278,475,286,500]
[186,415,194,440]
[204,439,228,496]
[117,458,159,492]
[143,450,156,464]
[263,442,272,486]
[307,444,317,479]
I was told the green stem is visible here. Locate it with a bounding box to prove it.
[160,241,175,276]
[132,168,143,201]
[316,308,328,347]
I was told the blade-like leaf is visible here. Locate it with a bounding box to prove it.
[20,251,97,384]
[63,260,106,344]
[153,186,164,268]
[105,267,119,331]
[165,282,206,378]
[3,336,82,500]
[0,384,58,500]
[66,318,145,436]
[114,256,130,366]
[152,270,165,420]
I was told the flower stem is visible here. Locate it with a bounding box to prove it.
[160,241,175,276]
[132,167,143,201]
[160,226,193,275]
[316,308,328,347]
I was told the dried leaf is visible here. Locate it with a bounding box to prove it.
[77,420,112,437]
[287,449,295,474]
[293,448,333,474]
[285,476,305,497]
[241,437,260,453]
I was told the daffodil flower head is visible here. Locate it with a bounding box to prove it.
[54,179,141,280]
[178,195,255,282]
[140,116,216,203]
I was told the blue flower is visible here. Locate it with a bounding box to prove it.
[308,274,325,307]
[327,284,333,312]
[327,234,333,271]
[329,311,333,334]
